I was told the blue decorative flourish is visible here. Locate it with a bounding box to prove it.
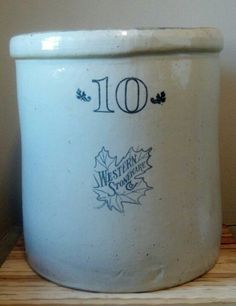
[151,91,166,105]
[76,88,91,102]
[93,147,153,214]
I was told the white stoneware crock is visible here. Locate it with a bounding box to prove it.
[10,28,223,292]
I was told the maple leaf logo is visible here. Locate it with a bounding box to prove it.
[93,147,152,214]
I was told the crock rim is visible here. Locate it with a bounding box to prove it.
[10,27,223,59]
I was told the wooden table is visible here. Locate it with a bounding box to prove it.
[0,226,236,305]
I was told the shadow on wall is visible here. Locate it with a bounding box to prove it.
[219,69,236,225]
[0,134,21,265]
[9,136,22,227]
[0,134,22,236]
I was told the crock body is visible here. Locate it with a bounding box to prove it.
[11,29,222,292]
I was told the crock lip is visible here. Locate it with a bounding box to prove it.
[10,27,223,59]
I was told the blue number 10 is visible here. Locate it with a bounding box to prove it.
[92,77,148,114]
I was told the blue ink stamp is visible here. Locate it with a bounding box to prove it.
[151,91,166,105]
[93,147,153,214]
[76,88,91,102]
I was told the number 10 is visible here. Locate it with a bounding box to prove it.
[92,77,148,114]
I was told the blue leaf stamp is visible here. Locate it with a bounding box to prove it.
[93,147,153,214]
[76,88,91,102]
[151,91,166,105]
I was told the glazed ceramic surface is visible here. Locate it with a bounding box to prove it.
[10,28,223,292]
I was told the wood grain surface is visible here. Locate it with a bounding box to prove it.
[0,226,236,305]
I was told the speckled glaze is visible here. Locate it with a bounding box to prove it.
[10,28,223,292]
